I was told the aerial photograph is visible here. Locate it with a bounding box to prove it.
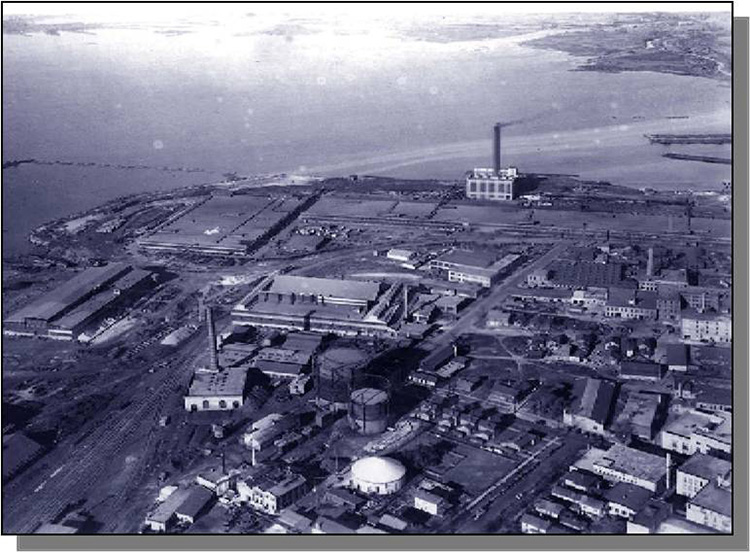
[1,2,733,537]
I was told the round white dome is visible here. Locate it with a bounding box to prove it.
[351,456,406,486]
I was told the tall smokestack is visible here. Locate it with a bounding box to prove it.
[493,123,502,174]
[206,307,220,372]
[647,247,654,278]
[403,285,409,322]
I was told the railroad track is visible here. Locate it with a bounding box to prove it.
[4,352,193,533]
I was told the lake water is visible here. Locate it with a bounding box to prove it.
[2,25,732,256]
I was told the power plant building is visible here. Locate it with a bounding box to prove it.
[466,123,519,201]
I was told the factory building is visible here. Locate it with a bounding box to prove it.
[681,312,732,343]
[685,482,732,533]
[543,260,629,290]
[466,123,519,201]
[4,263,154,341]
[606,289,658,321]
[138,194,313,257]
[244,474,309,515]
[676,454,732,499]
[184,308,249,412]
[232,275,400,339]
[563,378,617,435]
[429,250,521,288]
[659,409,732,457]
[575,444,667,493]
[613,391,665,441]
[183,369,248,412]
[264,275,381,309]
[350,456,406,495]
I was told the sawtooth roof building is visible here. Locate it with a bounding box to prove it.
[4,263,154,341]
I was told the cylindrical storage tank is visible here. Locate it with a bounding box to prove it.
[316,347,367,408]
[348,387,389,435]
[350,456,406,495]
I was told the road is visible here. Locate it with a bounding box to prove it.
[433,242,569,344]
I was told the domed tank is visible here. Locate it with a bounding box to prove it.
[350,456,406,495]
[315,347,368,407]
[348,387,389,435]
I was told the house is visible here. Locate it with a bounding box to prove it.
[144,488,190,533]
[562,471,601,494]
[521,512,553,534]
[312,516,357,534]
[277,508,314,533]
[409,370,439,388]
[666,344,690,371]
[414,489,446,516]
[526,269,552,287]
[378,513,409,532]
[486,309,512,328]
[627,499,672,534]
[487,383,522,413]
[386,248,416,264]
[325,488,365,511]
[605,482,653,520]
[174,486,214,525]
[196,465,236,495]
[619,361,664,382]
[289,374,313,396]
[534,499,564,520]
[436,356,468,378]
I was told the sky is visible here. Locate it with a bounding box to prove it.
[2,2,733,24]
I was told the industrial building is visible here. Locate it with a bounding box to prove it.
[4,263,154,341]
[349,456,406,495]
[659,409,732,457]
[232,275,402,339]
[685,482,732,533]
[562,378,617,435]
[429,250,521,288]
[681,312,732,343]
[244,474,309,515]
[466,123,519,201]
[575,444,667,492]
[264,275,381,309]
[605,289,658,320]
[613,391,665,441]
[184,308,250,411]
[676,454,732,499]
[545,260,629,290]
[183,369,249,412]
[138,194,313,256]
